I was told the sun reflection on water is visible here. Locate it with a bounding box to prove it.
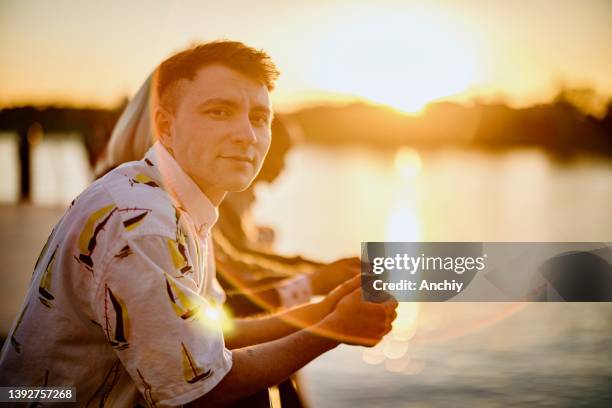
[394,146,422,179]
[365,147,425,371]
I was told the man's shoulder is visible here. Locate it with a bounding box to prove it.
[77,160,179,240]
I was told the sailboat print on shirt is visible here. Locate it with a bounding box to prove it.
[164,273,200,320]
[38,246,57,308]
[104,285,130,350]
[10,303,28,353]
[122,210,150,231]
[114,244,132,259]
[76,205,152,270]
[85,360,120,407]
[166,238,192,274]
[193,234,201,269]
[181,341,212,384]
[136,368,157,407]
[76,204,118,270]
[33,228,54,271]
[29,369,50,408]
[129,173,160,188]
[170,208,193,275]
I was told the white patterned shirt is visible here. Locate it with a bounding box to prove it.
[0,143,233,407]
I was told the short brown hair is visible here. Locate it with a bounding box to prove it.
[156,40,279,111]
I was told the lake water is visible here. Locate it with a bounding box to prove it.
[1,136,611,406]
[251,144,612,407]
[0,133,92,205]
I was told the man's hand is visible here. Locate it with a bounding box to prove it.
[316,274,362,315]
[311,257,361,295]
[315,286,398,347]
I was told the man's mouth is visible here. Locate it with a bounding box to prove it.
[219,154,255,164]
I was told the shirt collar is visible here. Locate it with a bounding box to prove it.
[144,142,218,236]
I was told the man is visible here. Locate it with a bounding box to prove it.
[0,41,397,407]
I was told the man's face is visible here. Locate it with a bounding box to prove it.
[163,64,272,204]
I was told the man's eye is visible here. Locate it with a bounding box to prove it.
[251,115,269,126]
[207,108,230,117]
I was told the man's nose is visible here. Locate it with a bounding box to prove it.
[230,116,257,145]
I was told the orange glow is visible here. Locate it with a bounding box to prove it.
[310,9,483,113]
[1,2,611,110]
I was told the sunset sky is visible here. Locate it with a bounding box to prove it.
[1,0,611,113]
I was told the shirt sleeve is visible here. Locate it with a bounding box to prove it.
[276,275,313,307]
[205,235,227,306]
[92,234,232,408]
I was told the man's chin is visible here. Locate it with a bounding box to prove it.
[223,178,255,193]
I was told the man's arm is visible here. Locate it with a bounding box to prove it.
[224,275,360,349]
[189,287,398,407]
[189,327,337,407]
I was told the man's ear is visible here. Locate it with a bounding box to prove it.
[154,105,173,150]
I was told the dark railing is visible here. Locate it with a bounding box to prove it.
[0,105,124,202]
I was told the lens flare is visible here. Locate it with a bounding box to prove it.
[205,307,220,321]
[401,358,426,376]
[383,338,409,360]
[362,345,386,365]
[385,356,411,373]
[391,302,420,341]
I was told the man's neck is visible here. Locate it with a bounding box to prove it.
[159,141,226,207]
[199,187,226,208]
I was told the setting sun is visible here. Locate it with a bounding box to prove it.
[309,8,483,113]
